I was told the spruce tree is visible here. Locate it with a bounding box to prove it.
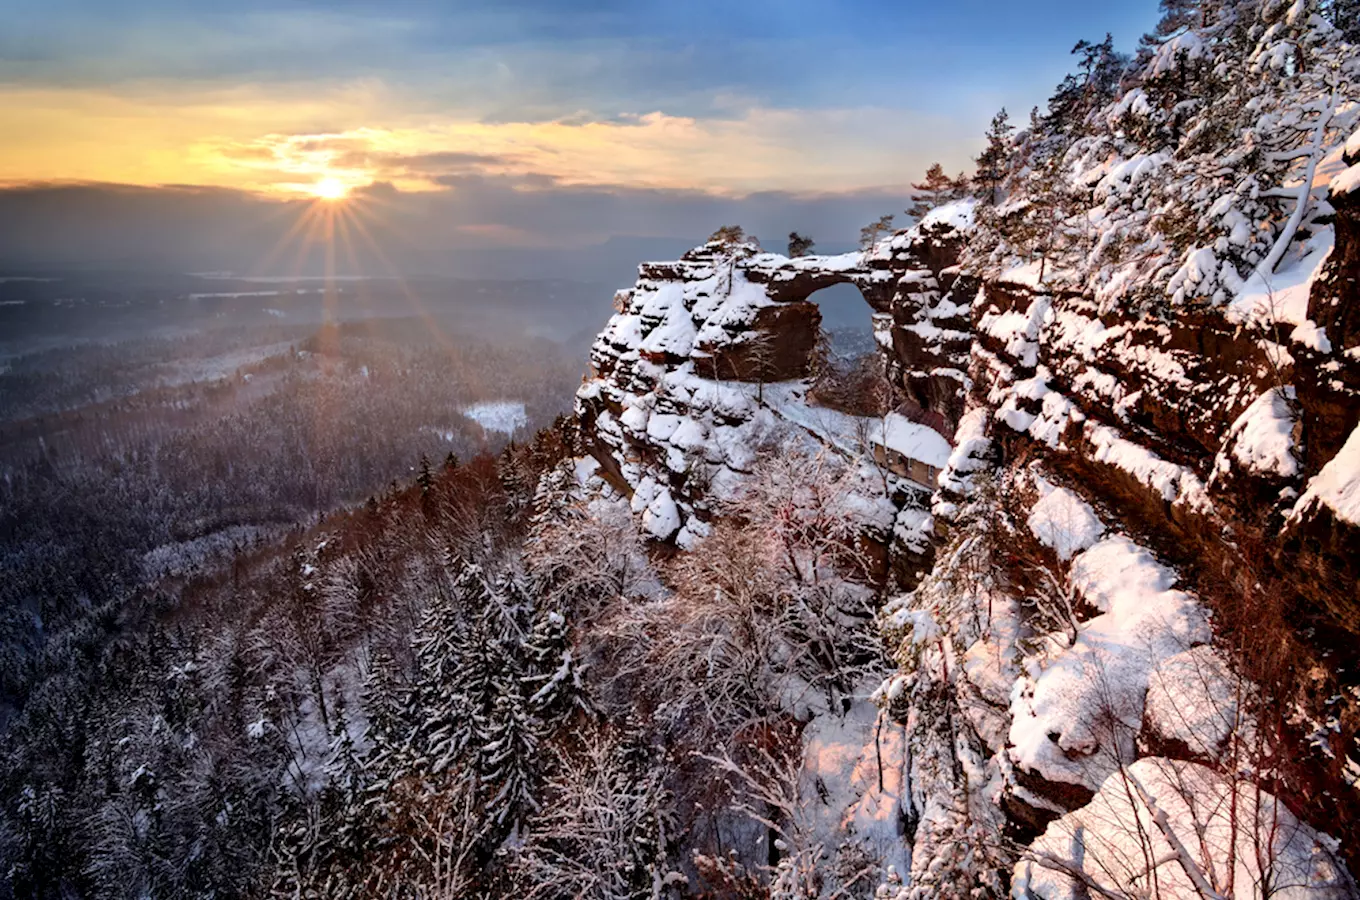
[498,444,533,520]
[974,109,1014,205]
[522,608,587,727]
[417,453,433,495]
[480,682,541,835]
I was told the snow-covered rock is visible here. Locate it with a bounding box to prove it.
[1017,758,1352,900]
[575,216,975,556]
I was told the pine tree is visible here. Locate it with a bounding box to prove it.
[908,163,955,219]
[786,232,815,257]
[1141,0,1204,48]
[709,224,748,247]
[859,214,895,249]
[1046,34,1125,135]
[974,109,1014,205]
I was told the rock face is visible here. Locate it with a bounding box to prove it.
[575,204,976,550]
[1288,140,1360,635]
[897,148,1360,891]
[573,160,1360,882]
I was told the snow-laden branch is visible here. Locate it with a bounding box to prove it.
[1125,767,1230,900]
[1255,89,1337,279]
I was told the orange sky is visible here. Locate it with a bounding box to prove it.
[0,82,978,200]
[0,77,1000,201]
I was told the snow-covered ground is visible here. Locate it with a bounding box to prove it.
[158,342,295,387]
[461,400,528,437]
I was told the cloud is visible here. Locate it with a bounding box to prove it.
[0,177,916,283]
[2,0,1162,128]
[0,83,980,196]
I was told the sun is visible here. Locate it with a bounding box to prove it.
[310,176,350,201]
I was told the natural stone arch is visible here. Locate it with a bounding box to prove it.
[688,249,890,383]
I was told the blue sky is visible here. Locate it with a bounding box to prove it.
[5,0,1160,122]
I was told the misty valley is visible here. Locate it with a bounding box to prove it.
[3,1,1360,898]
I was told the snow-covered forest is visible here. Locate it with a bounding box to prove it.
[3,1,1360,898]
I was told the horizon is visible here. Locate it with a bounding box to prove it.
[1,0,1161,274]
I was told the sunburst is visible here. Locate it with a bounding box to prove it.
[309,176,350,201]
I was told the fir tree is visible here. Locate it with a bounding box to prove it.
[974,108,1014,205]
[480,682,541,836]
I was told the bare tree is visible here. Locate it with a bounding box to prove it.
[516,727,675,900]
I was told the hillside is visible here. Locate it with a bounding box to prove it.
[565,1,1360,895]
[2,2,1359,898]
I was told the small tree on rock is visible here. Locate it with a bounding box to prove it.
[974,108,1014,205]
[710,225,749,248]
[908,163,956,219]
[859,214,896,250]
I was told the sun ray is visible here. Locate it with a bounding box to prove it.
[250,199,327,277]
[338,201,461,357]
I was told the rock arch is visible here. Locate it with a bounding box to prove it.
[575,216,976,545]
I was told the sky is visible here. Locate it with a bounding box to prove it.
[0,0,1162,273]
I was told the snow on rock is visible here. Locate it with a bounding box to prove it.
[932,408,992,520]
[799,691,911,881]
[1229,229,1333,327]
[918,198,977,232]
[1027,478,1104,562]
[575,214,975,547]
[961,594,1025,752]
[1290,422,1360,527]
[1016,758,1351,900]
[1212,386,1301,481]
[1009,535,1211,792]
[1144,645,1247,759]
[979,295,1051,368]
[1086,423,1212,513]
[1332,161,1360,199]
[641,485,681,540]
